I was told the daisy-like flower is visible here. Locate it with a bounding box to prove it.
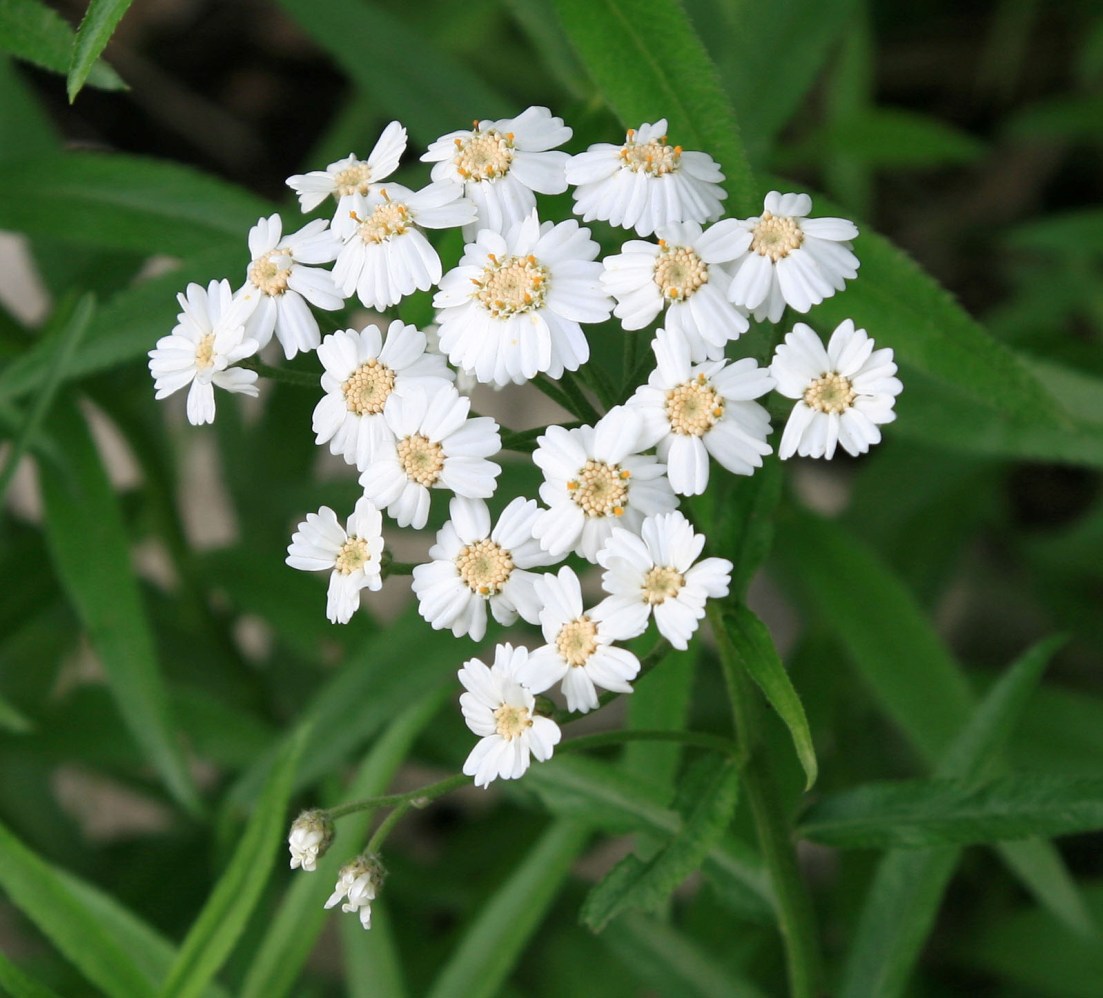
[325,854,385,930]
[459,643,561,788]
[565,119,726,237]
[359,387,501,530]
[411,496,556,642]
[239,214,342,359]
[287,121,407,214]
[422,106,571,239]
[630,327,774,496]
[288,810,334,872]
[433,211,612,387]
[312,321,454,470]
[531,406,678,563]
[285,498,385,624]
[726,191,860,323]
[331,182,476,310]
[601,219,750,361]
[770,319,902,460]
[516,567,641,714]
[594,511,732,651]
[149,279,260,426]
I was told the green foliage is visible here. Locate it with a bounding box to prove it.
[0,0,123,89]
[67,0,133,102]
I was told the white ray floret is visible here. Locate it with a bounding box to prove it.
[630,327,774,496]
[325,854,385,931]
[422,106,571,239]
[331,182,476,311]
[601,219,750,361]
[287,121,407,214]
[594,511,732,651]
[532,405,678,563]
[459,643,561,788]
[433,210,612,387]
[239,214,342,359]
[566,119,726,237]
[515,566,642,714]
[285,498,385,625]
[770,319,902,460]
[313,320,455,470]
[148,279,260,426]
[359,386,501,530]
[726,191,860,323]
[412,496,557,642]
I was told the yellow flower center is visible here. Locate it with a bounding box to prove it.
[357,197,410,244]
[556,615,599,667]
[194,333,216,370]
[332,161,373,198]
[396,433,445,486]
[641,565,685,605]
[803,372,855,414]
[653,243,708,301]
[494,702,533,740]
[619,129,682,176]
[453,128,515,182]
[342,359,396,416]
[455,539,514,596]
[665,375,724,436]
[335,537,372,575]
[472,253,549,318]
[568,460,631,518]
[248,251,292,296]
[750,212,804,261]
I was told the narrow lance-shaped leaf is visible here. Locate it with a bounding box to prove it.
[0,0,124,89]
[0,950,65,998]
[68,0,133,102]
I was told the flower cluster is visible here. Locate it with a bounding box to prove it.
[148,108,902,928]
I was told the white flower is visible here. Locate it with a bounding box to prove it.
[601,219,750,361]
[565,119,726,237]
[433,211,612,387]
[286,498,385,624]
[532,405,678,563]
[422,106,571,239]
[594,511,732,651]
[149,279,260,426]
[726,191,860,323]
[359,387,501,530]
[630,327,774,496]
[239,214,342,359]
[331,182,476,311]
[459,644,561,788]
[288,810,333,872]
[770,320,902,460]
[515,567,641,714]
[287,121,407,214]
[325,854,384,930]
[412,496,556,642]
[313,320,455,470]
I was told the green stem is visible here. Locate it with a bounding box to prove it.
[366,800,414,854]
[708,603,822,998]
[239,356,320,388]
[326,773,468,821]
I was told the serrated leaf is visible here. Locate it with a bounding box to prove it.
[552,0,757,214]
[0,0,123,89]
[68,0,133,102]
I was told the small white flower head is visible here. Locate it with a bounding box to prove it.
[459,643,561,788]
[422,106,571,239]
[149,279,260,426]
[325,853,385,930]
[770,320,902,461]
[240,214,342,359]
[359,387,501,530]
[331,182,477,311]
[595,511,732,651]
[532,405,678,563]
[630,327,774,496]
[565,119,726,237]
[515,567,641,714]
[313,321,455,470]
[285,498,385,624]
[288,809,334,872]
[287,121,407,214]
[726,191,860,323]
[433,210,612,387]
[411,496,557,642]
[601,219,751,361]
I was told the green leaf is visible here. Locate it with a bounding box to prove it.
[582,757,739,930]
[810,107,986,168]
[1005,208,1103,257]
[67,0,132,102]
[425,821,589,998]
[0,692,32,733]
[0,52,58,160]
[0,153,270,255]
[722,603,817,789]
[39,399,201,814]
[0,950,65,998]
[157,728,305,998]
[552,0,757,214]
[0,819,154,997]
[0,0,124,89]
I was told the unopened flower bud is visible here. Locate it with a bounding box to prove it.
[288,809,334,872]
[324,853,387,930]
